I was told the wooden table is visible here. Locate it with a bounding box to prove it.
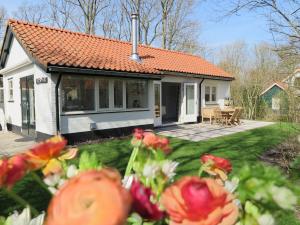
[220,109,235,123]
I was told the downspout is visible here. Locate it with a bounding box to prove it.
[55,73,62,134]
[198,78,205,122]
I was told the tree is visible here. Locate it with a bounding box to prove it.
[217,42,284,119]
[66,0,110,34]
[0,6,7,42]
[47,0,76,29]
[213,0,300,52]
[12,1,49,24]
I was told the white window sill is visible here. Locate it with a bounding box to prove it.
[205,102,218,105]
[61,108,150,115]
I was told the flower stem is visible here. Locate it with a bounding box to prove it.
[3,188,39,216]
[125,147,139,176]
[198,165,204,177]
[31,172,52,195]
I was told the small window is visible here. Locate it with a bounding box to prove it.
[126,80,148,109]
[272,98,280,110]
[205,86,217,103]
[61,76,95,112]
[99,79,109,109]
[8,79,13,101]
[114,80,123,108]
[205,86,210,102]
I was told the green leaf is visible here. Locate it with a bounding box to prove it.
[79,151,101,171]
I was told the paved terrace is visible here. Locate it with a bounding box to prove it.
[156,120,274,142]
[0,132,36,156]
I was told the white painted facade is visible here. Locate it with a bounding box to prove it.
[0,37,232,139]
[1,37,56,136]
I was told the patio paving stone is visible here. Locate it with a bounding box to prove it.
[156,120,274,142]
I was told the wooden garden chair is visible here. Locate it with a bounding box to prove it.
[213,108,227,125]
[234,107,243,125]
[226,108,239,125]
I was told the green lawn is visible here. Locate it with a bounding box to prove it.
[1,122,300,223]
[79,122,300,177]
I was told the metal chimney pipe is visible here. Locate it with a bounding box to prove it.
[130,13,141,62]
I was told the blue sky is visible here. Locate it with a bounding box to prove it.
[195,1,273,48]
[2,0,273,49]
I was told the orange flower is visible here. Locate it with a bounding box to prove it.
[45,169,132,225]
[24,136,77,176]
[0,155,27,189]
[161,176,238,225]
[142,132,171,153]
[200,155,232,181]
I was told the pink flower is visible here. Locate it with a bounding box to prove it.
[133,128,144,140]
[161,177,238,225]
[130,179,164,221]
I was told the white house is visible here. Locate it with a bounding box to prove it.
[0,18,233,143]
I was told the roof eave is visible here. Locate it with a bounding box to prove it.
[160,70,234,81]
[47,65,162,80]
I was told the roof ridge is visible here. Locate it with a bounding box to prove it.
[8,19,134,46]
[8,18,211,62]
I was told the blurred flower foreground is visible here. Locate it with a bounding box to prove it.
[0,129,299,225]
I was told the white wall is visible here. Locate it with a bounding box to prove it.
[1,37,56,136]
[201,79,231,109]
[34,65,56,135]
[5,38,29,68]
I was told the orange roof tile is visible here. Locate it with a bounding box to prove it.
[5,19,232,79]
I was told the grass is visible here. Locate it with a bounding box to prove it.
[79,122,300,177]
[0,122,300,223]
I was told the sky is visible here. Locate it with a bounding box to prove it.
[1,0,274,49]
[195,1,273,48]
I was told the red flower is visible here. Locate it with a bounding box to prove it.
[133,128,144,140]
[0,158,9,187]
[161,177,238,225]
[130,179,164,221]
[201,155,232,172]
[0,155,27,189]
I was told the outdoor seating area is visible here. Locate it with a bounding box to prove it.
[201,106,243,126]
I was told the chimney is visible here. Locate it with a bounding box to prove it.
[130,13,141,63]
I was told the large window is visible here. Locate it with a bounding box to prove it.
[126,80,148,109]
[205,86,217,103]
[61,76,149,113]
[114,80,123,108]
[61,76,95,112]
[8,79,13,101]
[99,79,109,109]
[0,77,3,103]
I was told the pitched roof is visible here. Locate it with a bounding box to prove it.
[261,80,289,96]
[2,19,232,79]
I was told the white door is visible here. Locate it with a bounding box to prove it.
[183,83,198,123]
[153,81,162,127]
